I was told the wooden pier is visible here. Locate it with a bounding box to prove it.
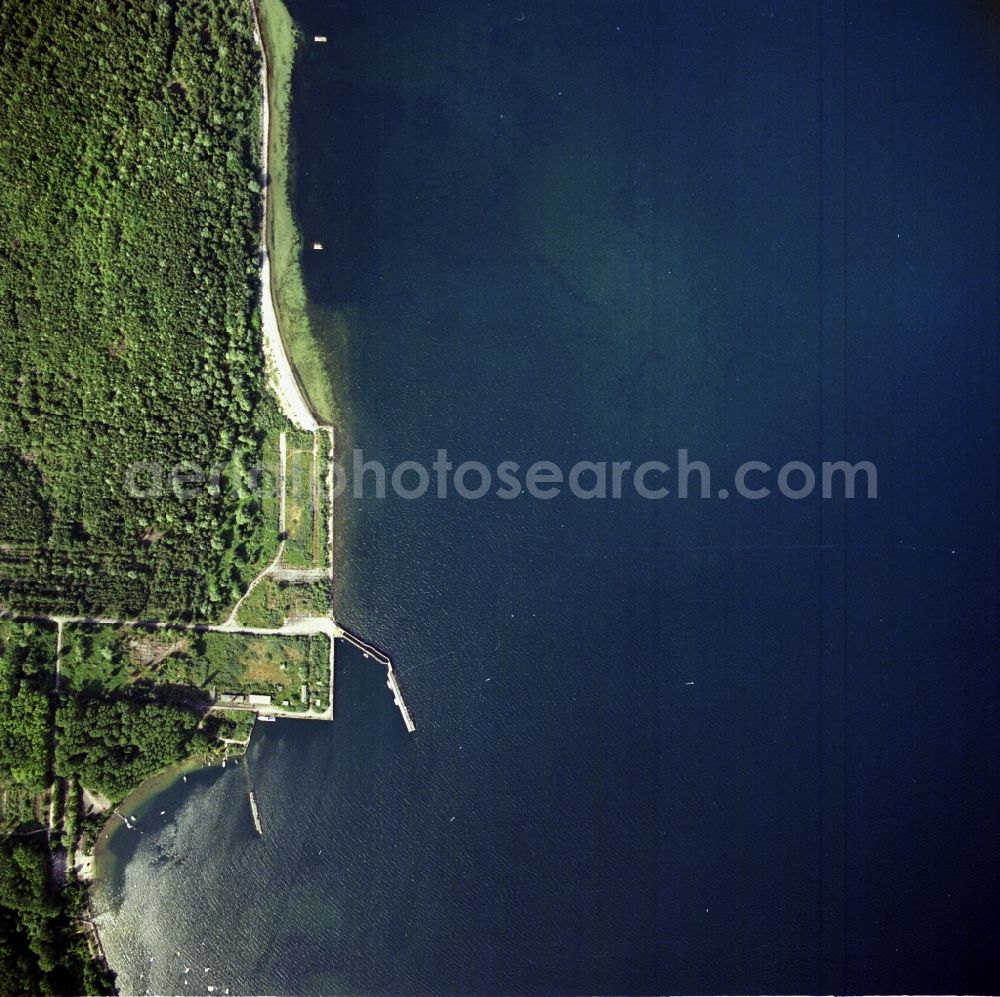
[112,809,136,830]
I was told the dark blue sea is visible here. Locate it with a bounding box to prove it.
[95,2,999,993]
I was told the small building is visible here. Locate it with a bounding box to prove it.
[248,694,272,707]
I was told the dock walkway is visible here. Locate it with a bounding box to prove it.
[333,623,416,733]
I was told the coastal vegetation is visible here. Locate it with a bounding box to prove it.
[257,0,339,424]
[0,0,275,621]
[206,709,256,744]
[54,699,209,802]
[201,631,328,709]
[0,625,116,993]
[1,623,268,992]
[260,420,285,550]
[2,627,221,992]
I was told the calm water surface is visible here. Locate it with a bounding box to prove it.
[96,2,999,993]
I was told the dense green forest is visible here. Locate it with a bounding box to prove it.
[0,622,53,811]
[0,0,276,620]
[0,0,303,987]
[55,698,210,801]
[1,624,117,993]
[0,839,115,995]
[2,628,228,991]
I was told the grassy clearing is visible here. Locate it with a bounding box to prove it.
[60,625,207,699]
[305,636,330,712]
[0,782,46,834]
[283,440,318,566]
[258,417,285,545]
[60,625,329,709]
[236,576,331,628]
[204,631,328,710]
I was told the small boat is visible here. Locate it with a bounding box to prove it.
[314,35,327,42]
[258,715,277,723]
[312,242,324,250]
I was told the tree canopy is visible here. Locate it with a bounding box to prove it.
[0,0,274,621]
[55,697,210,801]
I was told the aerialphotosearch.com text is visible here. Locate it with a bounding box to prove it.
[127,449,878,502]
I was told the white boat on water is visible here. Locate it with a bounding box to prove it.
[258,715,277,723]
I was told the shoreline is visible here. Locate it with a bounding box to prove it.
[83,9,328,981]
[82,4,403,984]
[250,0,320,432]
[83,754,219,991]
[90,755,216,871]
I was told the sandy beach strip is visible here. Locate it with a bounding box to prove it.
[252,0,319,433]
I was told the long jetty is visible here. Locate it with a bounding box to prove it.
[242,758,264,836]
[248,790,263,835]
[333,622,416,733]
